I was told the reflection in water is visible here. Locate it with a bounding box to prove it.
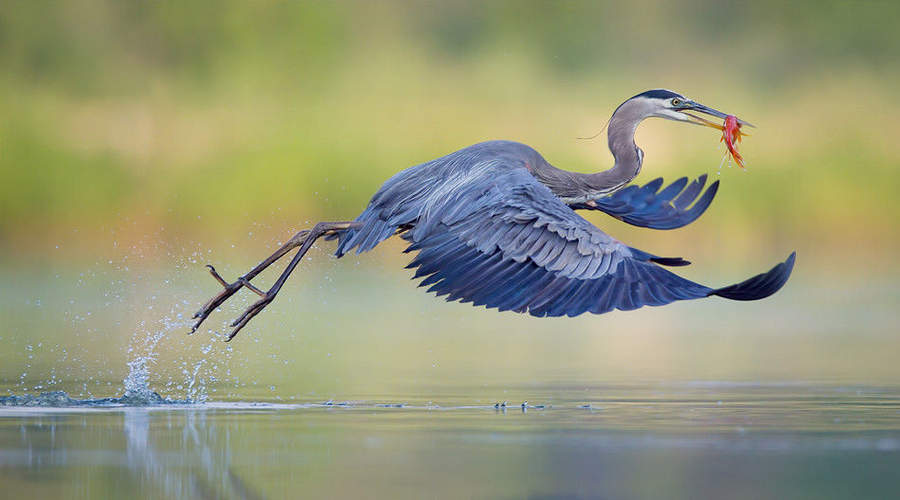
[2,408,262,499]
[122,409,262,500]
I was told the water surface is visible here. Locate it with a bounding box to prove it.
[2,382,900,499]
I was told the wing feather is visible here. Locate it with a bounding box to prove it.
[572,175,719,230]
[400,165,794,316]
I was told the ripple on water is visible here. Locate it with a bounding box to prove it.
[0,390,187,407]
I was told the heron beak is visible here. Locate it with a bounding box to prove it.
[682,102,755,130]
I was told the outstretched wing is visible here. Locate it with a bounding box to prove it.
[402,166,792,317]
[570,175,719,230]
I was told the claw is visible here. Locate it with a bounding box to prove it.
[226,295,273,341]
[230,295,273,328]
[206,264,229,287]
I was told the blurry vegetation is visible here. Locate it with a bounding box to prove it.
[0,0,898,274]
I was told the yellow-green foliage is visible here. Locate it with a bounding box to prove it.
[0,1,897,271]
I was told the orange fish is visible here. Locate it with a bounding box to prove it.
[682,109,751,170]
[720,115,745,169]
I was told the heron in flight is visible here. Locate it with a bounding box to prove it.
[192,89,795,341]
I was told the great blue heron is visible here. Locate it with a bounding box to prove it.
[192,89,795,341]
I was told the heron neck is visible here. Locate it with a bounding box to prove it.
[532,99,645,203]
[589,102,644,193]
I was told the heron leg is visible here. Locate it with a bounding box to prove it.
[190,221,356,340]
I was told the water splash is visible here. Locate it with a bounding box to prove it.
[1,296,219,407]
[121,315,172,404]
[123,355,153,400]
[2,315,172,407]
[0,341,185,407]
[0,223,251,407]
[0,389,174,407]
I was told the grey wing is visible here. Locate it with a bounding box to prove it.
[336,155,794,316]
[401,166,721,317]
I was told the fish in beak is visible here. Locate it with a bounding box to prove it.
[681,101,753,169]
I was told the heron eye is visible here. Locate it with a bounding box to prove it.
[671,98,682,107]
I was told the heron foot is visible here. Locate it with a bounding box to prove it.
[189,221,356,342]
[190,265,246,334]
[227,293,275,341]
[190,264,282,341]
[190,265,283,341]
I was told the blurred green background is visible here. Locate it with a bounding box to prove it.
[1,0,899,399]
[2,0,898,265]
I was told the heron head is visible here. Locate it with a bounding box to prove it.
[627,89,754,130]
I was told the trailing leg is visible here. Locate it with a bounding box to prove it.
[191,221,356,340]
